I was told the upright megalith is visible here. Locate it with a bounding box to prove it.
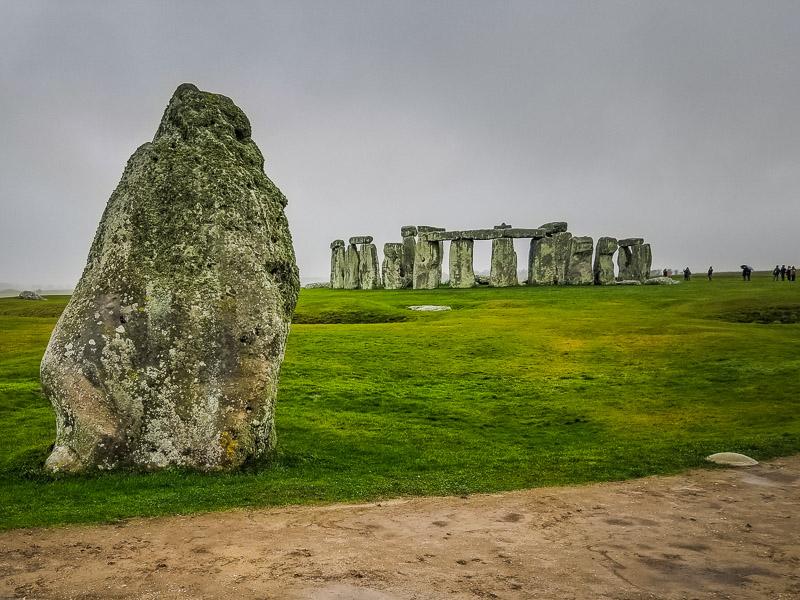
[40,83,299,472]
[528,236,556,285]
[344,244,360,289]
[617,238,649,282]
[330,240,345,289]
[593,237,617,285]
[382,243,403,289]
[490,237,518,287]
[552,231,573,284]
[449,238,475,288]
[358,242,381,289]
[413,236,443,289]
[565,236,594,285]
[400,226,417,288]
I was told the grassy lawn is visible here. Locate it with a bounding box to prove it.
[1,273,799,530]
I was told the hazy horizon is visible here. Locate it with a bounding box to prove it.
[3,1,799,289]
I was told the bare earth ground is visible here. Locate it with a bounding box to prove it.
[1,456,798,600]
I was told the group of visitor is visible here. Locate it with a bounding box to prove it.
[773,265,796,281]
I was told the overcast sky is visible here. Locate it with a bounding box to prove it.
[1,1,799,287]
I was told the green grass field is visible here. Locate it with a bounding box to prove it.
[1,273,799,530]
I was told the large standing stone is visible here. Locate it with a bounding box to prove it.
[489,238,518,287]
[400,235,416,289]
[565,236,594,285]
[344,244,360,289]
[593,237,617,285]
[413,239,442,289]
[449,238,475,288]
[528,237,556,285]
[40,83,299,472]
[552,231,573,285]
[330,240,345,289]
[617,240,650,282]
[358,243,381,289]
[382,243,403,290]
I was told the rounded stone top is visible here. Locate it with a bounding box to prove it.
[330,239,345,249]
[401,226,418,237]
[539,222,568,235]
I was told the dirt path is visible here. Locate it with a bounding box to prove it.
[1,456,798,600]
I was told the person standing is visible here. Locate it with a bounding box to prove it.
[742,266,751,281]
[707,266,713,280]
[781,265,787,280]
[774,265,781,281]
[683,267,691,281]
[792,266,797,282]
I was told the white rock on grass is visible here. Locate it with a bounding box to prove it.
[706,452,759,466]
[408,305,451,311]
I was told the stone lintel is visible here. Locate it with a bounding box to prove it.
[349,235,374,245]
[540,221,568,235]
[401,226,418,237]
[330,239,345,249]
[502,228,545,239]
[422,228,545,241]
[618,237,644,247]
[417,225,445,233]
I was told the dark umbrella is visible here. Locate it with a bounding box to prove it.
[740,265,755,271]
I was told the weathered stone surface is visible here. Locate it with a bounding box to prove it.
[616,279,642,285]
[706,452,758,466]
[400,236,416,288]
[349,236,373,245]
[565,236,594,285]
[40,83,299,473]
[528,237,556,285]
[413,240,443,289]
[330,244,345,289]
[539,222,568,235]
[382,243,403,290]
[593,237,617,286]
[617,243,650,282]
[552,231,573,285]
[502,228,545,239]
[425,229,499,241]
[474,274,490,285]
[344,244,360,289]
[19,290,46,300]
[618,237,644,247]
[417,225,445,234]
[449,239,475,288]
[643,276,680,285]
[330,239,344,249]
[358,243,381,289]
[494,223,512,229]
[304,282,330,289]
[401,226,418,238]
[489,238,518,287]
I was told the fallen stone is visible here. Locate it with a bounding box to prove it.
[643,276,680,285]
[304,282,331,289]
[616,279,642,285]
[618,237,644,247]
[40,83,299,472]
[474,274,490,285]
[706,452,759,466]
[349,236,374,245]
[18,290,46,300]
[408,305,451,311]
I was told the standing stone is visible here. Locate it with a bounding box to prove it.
[382,243,403,290]
[489,237,518,287]
[40,83,299,472]
[400,226,417,288]
[358,243,381,289]
[344,244,360,289]
[617,240,650,282]
[552,231,573,284]
[593,237,617,285]
[413,239,442,289]
[330,240,345,289]
[565,236,594,285]
[449,238,475,288]
[640,243,653,281]
[528,236,556,285]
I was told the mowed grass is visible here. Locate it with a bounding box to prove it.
[1,273,799,530]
